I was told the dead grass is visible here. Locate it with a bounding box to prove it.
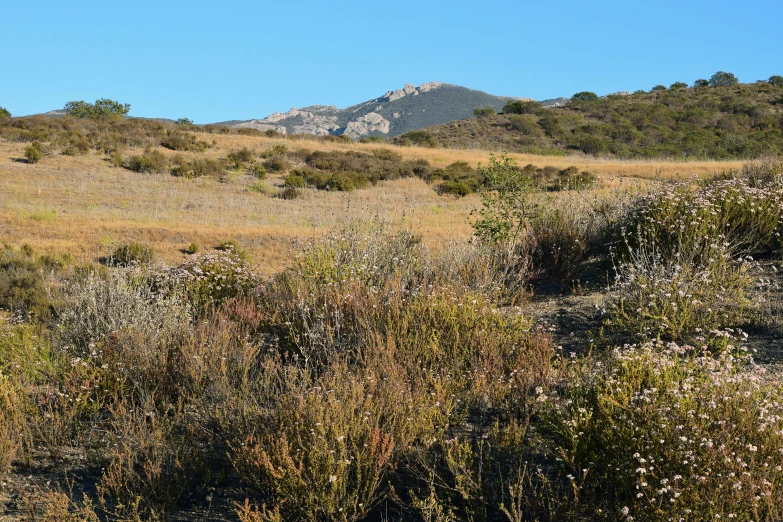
[0,132,740,273]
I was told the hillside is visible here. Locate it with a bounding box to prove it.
[417,80,783,158]
[229,82,528,139]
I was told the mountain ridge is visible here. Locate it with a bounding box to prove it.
[224,82,566,139]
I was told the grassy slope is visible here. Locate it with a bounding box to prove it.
[0,128,743,274]
[419,81,783,158]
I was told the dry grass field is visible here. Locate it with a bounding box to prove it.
[0,130,742,274]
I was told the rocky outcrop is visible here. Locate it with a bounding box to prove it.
[381,82,443,102]
[343,112,390,139]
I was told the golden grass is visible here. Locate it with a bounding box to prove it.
[0,132,742,274]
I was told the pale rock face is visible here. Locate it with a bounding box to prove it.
[234,120,288,134]
[392,112,400,119]
[381,81,442,101]
[418,81,442,93]
[342,112,390,139]
[387,89,406,102]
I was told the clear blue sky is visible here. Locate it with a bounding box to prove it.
[3,0,781,123]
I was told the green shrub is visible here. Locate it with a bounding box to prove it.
[248,180,270,194]
[0,106,10,121]
[186,242,200,254]
[472,153,538,244]
[24,144,43,163]
[126,150,168,173]
[250,164,267,179]
[175,118,193,125]
[571,91,599,102]
[473,106,496,118]
[64,99,130,119]
[216,240,250,261]
[669,81,688,90]
[709,70,739,87]
[396,130,438,148]
[769,75,783,87]
[651,84,667,91]
[503,100,542,114]
[0,246,55,322]
[283,174,305,188]
[160,131,207,152]
[108,241,153,266]
[508,114,541,135]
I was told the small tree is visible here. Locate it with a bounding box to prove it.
[64,98,130,119]
[175,117,194,125]
[651,85,667,92]
[473,107,496,118]
[709,71,739,87]
[503,100,542,114]
[769,75,783,87]
[0,107,10,121]
[472,153,538,245]
[571,91,599,103]
[693,79,709,88]
[669,81,688,90]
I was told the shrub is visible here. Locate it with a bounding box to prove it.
[571,91,599,102]
[284,173,305,188]
[24,144,42,163]
[608,240,758,342]
[227,147,254,165]
[250,164,267,179]
[472,153,538,244]
[769,75,783,87]
[216,239,251,261]
[153,249,257,315]
[175,117,193,125]
[709,70,739,87]
[108,241,153,266]
[186,242,200,254]
[651,84,667,91]
[396,130,438,148]
[170,157,226,179]
[473,106,496,118]
[264,156,290,172]
[64,99,130,119]
[108,150,124,167]
[0,106,10,121]
[248,180,270,194]
[508,114,541,135]
[0,374,23,475]
[278,186,302,199]
[0,247,55,321]
[504,100,542,114]
[616,178,783,264]
[57,270,191,353]
[669,81,688,90]
[542,339,783,521]
[161,131,207,152]
[126,150,168,173]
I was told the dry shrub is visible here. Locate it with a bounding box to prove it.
[57,270,191,354]
[0,373,23,475]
